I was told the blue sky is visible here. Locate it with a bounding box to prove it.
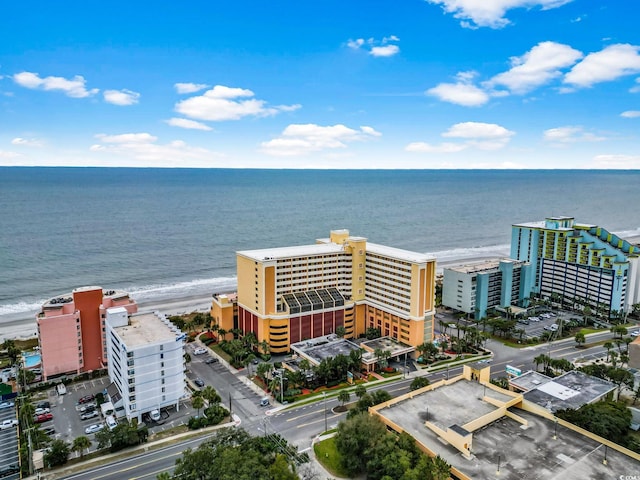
[1,0,639,169]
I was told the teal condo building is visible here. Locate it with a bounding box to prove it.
[442,259,535,319]
[510,216,640,316]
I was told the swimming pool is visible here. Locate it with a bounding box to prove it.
[22,352,41,369]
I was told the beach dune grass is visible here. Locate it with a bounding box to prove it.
[313,437,350,478]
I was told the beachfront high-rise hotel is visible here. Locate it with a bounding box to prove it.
[212,230,436,353]
[37,287,137,380]
[510,216,640,316]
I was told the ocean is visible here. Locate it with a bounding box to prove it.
[1,168,639,333]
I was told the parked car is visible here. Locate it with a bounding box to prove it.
[80,410,99,421]
[194,378,205,387]
[80,403,97,413]
[34,413,53,423]
[42,426,56,435]
[36,401,50,409]
[631,330,640,337]
[193,347,207,355]
[0,419,18,429]
[205,357,218,364]
[78,394,95,404]
[34,407,50,416]
[150,409,161,422]
[106,415,118,430]
[85,423,104,434]
[0,401,14,410]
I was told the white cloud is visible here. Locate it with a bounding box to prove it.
[488,41,583,94]
[370,45,400,57]
[407,121,514,153]
[175,82,209,94]
[165,117,213,131]
[11,137,42,147]
[621,110,640,118]
[90,132,219,164]
[630,78,640,93]
[543,126,605,144]
[405,142,468,153]
[426,0,574,29]
[0,150,20,158]
[175,85,300,121]
[592,154,640,169]
[346,36,400,57]
[13,71,98,98]
[564,44,640,88]
[103,89,140,106]
[95,133,158,144]
[260,123,381,156]
[427,80,489,106]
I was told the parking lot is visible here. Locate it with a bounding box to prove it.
[0,401,20,480]
[34,375,198,458]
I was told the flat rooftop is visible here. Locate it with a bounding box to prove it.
[360,336,414,360]
[375,379,638,479]
[523,370,616,412]
[445,257,526,274]
[238,237,434,264]
[509,371,552,392]
[290,335,361,365]
[113,312,180,347]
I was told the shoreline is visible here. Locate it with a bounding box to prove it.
[2,233,638,342]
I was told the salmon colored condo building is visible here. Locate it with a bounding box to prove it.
[211,230,436,354]
[36,286,137,380]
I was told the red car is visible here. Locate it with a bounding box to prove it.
[34,413,53,423]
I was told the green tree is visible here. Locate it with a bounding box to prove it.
[202,385,221,405]
[603,341,614,362]
[431,455,451,480]
[338,390,351,407]
[354,384,367,399]
[556,401,631,445]
[574,332,586,347]
[335,326,346,338]
[45,439,70,467]
[192,395,205,417]
[410,377,430,391]
[334,413,389,476]
[72,436,91,459]
[2,339,21,365]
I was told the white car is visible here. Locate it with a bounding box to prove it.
[85,423,104,434]
[193,347,207,355]
[631,331,640,337]
[0,401,14,410]
[0,419,18,430]
[34,407,50,416]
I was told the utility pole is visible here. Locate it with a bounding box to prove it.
[322,392,328,433]
[228,392,232,418]
[280,369,284,404]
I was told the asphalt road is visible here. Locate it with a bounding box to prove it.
[61,325,639,480]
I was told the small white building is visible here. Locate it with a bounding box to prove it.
[105,308,186,422]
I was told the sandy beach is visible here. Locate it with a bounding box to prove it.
[2,233,638,342]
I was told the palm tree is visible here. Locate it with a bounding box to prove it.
[218,328,228,342]
[574,332,586,348]
[201,385,220,405]
[603,341,614,362]
[72,436,91,459]
[259,340,270,356]
[337,390,350,407]
[192,395,204,417]
[354,384,367,399]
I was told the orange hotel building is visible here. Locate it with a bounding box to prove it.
[211,230,436,354]
[37,286,137,380]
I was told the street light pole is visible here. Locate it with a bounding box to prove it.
[322,392,328,433]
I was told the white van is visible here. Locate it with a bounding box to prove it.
[150,409,161,422]
[56,383,67,395]
[106,415,118,430]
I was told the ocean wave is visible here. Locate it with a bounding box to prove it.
[122,276,238,302]
[0,276,238,319]
[430,244,511,261]
[0,301,45,317]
